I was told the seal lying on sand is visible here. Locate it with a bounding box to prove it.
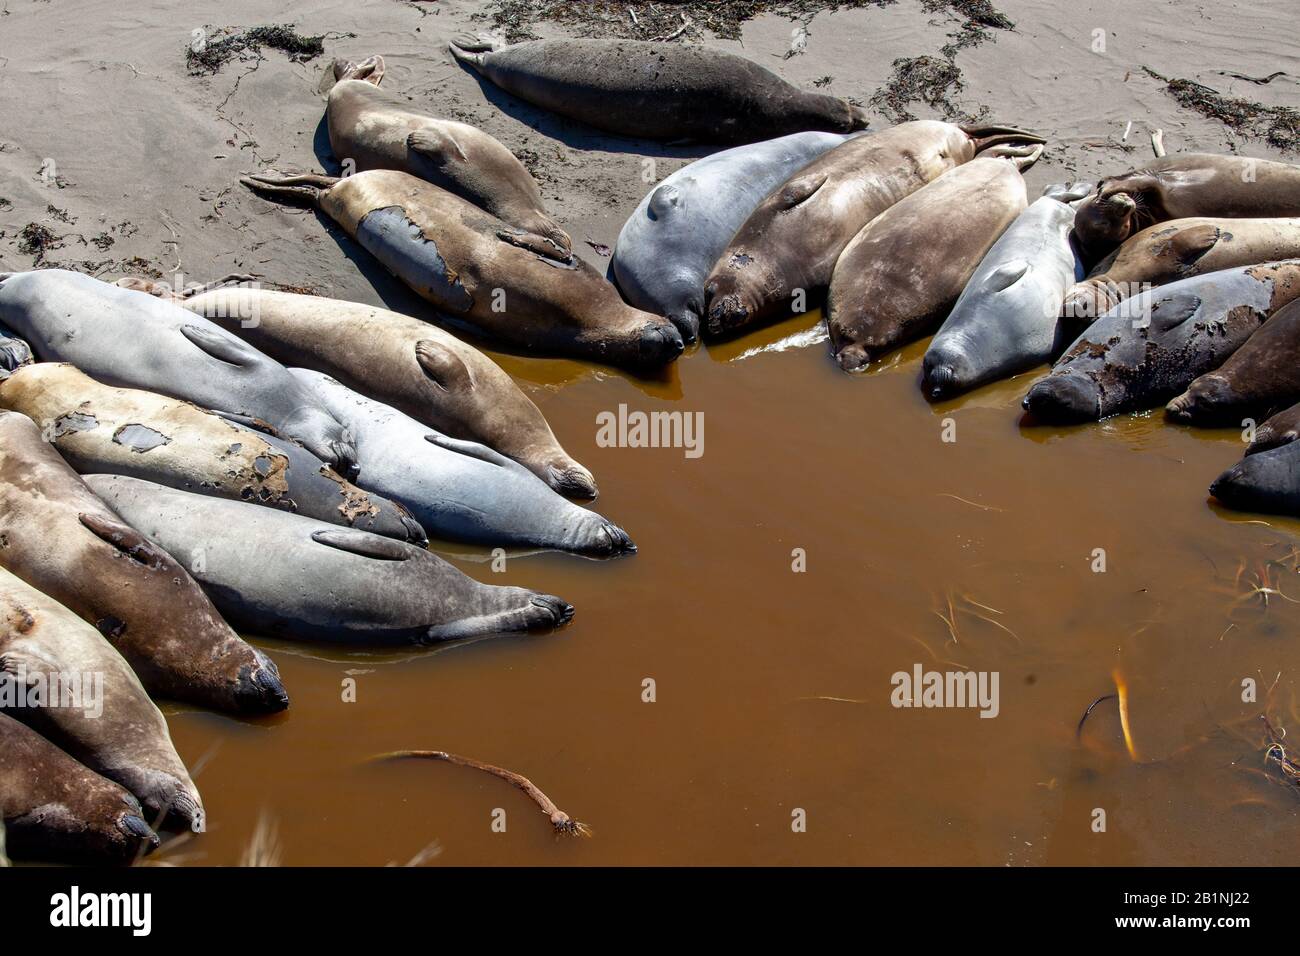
[133,281,597,500]
[1072,154,1300,260]
[1064,217,1300,320]
[0,362,425,544]
[1167,299,1300,425]
[1023,261,1300,423]
[923,182,1092,400]
[0,325,31,377]
[0,712,158,865]
[1211,439,1300,516]
[0,410,287,715]
[0,270,356,474]
[87,475,576,645]
[447,35,869,144]
[241,170,684,368]
[0,566,203,827]
[326,55,570,259]
[291,369,635,557]
[612,131,857,344]
[827,148,1042,372]
[701,122,1046,338]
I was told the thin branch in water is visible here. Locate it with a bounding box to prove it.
[374,750,591,837]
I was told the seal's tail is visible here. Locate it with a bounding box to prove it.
[333,55,384,86]
[962,124,1048,152]
[240,173,339,208]
[448,33,503,69]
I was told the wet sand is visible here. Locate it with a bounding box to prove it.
[2,0,1299,864]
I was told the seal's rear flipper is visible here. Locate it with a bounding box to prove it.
[1042,181,1095,205]
[962,124,1048,152]
[240,173,339,207]
[448,33,504,69]
[333,54,385,86]
[982,142,1044,172]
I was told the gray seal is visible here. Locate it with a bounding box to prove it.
[922,182,1092,400]
[0,712,159,865]
[448,35,869,144]
[1023,261,1300,423]
[612,131,857,343]
[0,270,357,475]
[0,565,203,828]
[291,369,634,557]
[86,475,576,645]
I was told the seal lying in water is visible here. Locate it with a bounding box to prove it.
[0,410,287,715]
[1064,217,1300,320]
[1023,261,1300,423]
[447,35,869,144]
[612,131,858,343]
[130,280,597,500]
[0,362,424,543]
[1072,154,1300,261]
[1210,438,1300,516]
[87,475,576,645]
[0,270,356,475]
[0,566,203,827]
[923,182,1092,400]
[0,712,158,865]
[827,148,1041,372]
[1167,299,1300,425]
[291,369,635,557]
[241,170,684,368]
[1247,400,1300,455]
[700,121,1046,338]
[326,55,570,259]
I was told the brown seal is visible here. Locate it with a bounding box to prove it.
[128,281,599,500]
[700,121,1046,338]
[0,409,287,716]
[0,711,158,864]
[1167,298,1300,425]
[240,169,684,368]
[1072,154,1300,261]
[1064,217,1300,320]
[0,565,202,827]
[326,55,571,259]
[827,149,1040,372]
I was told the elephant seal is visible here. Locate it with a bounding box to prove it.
[0,325,31,377]
[1167,299,1300,425]
[87,475,576,645]
[326,55,570,259]
[241,170,684,368]
[612,131,858,344]
[0,270,356,475]
[0,362,425,544]
[1210,440,1300,516]
[136,281,597,500]
[447,35,869,144]
[700,122,1046,338]
[1065,217,1300,320]
[0,566,203,827]
[1248,400,1300,454]
[0,410,287,715]
[0,712,158,864]
[827,149,1041,371]
[923,182,1092,399]
[291,369,634,557]
[1022,261,1300,423]
[1072,154,1300,261]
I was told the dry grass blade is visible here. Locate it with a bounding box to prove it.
[240,810,283,867]
[375,750,591,837]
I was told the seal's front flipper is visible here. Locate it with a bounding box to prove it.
[78,512,170,570]
[179,324,263,367]
[983,259,1030,293]
[415,340,473,393]
[310,527,412,562]
[494,228,575,263]
[1166,223,1225,270]
[240,173,338,207]
[407,128,468,166]
[424,432,514,468]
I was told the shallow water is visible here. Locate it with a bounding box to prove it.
[159,307,1300,866]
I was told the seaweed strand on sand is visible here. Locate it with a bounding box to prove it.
[1143,66,1300,152]
[185,24,351,75]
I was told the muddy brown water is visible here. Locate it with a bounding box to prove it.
[157,308,1300,866]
